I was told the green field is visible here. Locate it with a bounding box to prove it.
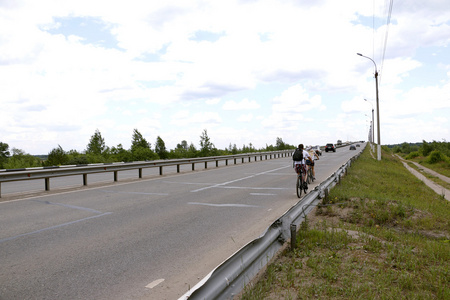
[240,146,450,300]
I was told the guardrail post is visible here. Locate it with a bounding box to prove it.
[159,166,163,175]
[114,171,118,182]
[0,182,2,198]
[242,158,244,163]
[234,158,237,164]
[192,163,195,171]
[139,168,143,178]
[290,224,297,250]
[205,162,208,169]
[177,165,180,173]
[83,174,88,186]
[45,178,50,191]
[216,160,218,167]
[226,159,228,166]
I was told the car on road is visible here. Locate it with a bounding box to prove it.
[312,145,322,156]
[356,144,360,147]
[337,140,342,145]
[349,145,356,150]
[325,143,336,152]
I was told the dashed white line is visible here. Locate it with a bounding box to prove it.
[145,278,165,289]
[188,202,259,208]
[190,165,289,193]
[250,193,276,196]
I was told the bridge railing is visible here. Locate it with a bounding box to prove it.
[0,150,293,198]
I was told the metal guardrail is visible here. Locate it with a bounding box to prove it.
[0,150,292,198]
[179,146,364,300]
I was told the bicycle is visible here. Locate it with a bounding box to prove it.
[306,160,314,184]
[296,166,307,198]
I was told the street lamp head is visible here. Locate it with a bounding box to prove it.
[357,53,363,56]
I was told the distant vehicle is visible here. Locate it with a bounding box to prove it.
[356,144,360,147]
[349,145,356,150]
[325,143,336,152]
[337,140,342,145]
[312,145,322,156]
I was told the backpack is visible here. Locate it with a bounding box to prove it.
[293,148,303,161]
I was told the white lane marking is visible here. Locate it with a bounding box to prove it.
[162,181,216,186]
[219,186,288,190]
[190,165,289,193]
[99,190,168,196]
[146,278,165,289]
[33,200,104,214]
[250,193,276,196]
[0,212,112,244]
[188,202,259,208]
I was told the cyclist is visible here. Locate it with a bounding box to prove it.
[293,144,312,193]
[306,146,319,180]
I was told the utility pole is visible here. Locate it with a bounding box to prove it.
[358,53,381,161]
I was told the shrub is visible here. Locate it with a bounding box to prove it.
[426,150,448,164]
[405,151,420,159]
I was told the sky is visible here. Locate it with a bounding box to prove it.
[1,0,449,155]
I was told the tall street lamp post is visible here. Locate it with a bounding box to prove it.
[364,98,375,153]
[358,53,381,161]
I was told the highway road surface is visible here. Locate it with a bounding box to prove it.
[0,145,362,299]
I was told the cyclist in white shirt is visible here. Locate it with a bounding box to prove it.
[306,146,319,180]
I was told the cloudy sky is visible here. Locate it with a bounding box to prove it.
[1,0,449,155]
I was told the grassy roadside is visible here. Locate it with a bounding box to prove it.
[406,162,450,191]
[239,146,450,299]
[404,156,450,178]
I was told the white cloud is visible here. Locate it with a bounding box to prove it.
[237,113,253,123]
[0,0,449,154]
[222,98,260,111]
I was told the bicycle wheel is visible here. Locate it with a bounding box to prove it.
[296,175,302,198]
[307,168,311,184]
[309,168,314,182]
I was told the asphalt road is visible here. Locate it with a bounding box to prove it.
[0,145,363,300]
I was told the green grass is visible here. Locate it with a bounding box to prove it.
[408,156,450,178]
[406,162,450,191]
[240,146,450,300]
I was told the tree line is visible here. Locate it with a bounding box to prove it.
[390,140,450,164]
[0,129,294,169]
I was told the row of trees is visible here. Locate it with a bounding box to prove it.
[392,140,450,164]
[0,129,294,169]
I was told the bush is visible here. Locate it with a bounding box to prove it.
[426,150,448,164]
[4,151,42,169]
[67,155,89,165]
[405,151,420,159]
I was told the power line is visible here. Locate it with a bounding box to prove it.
[379,0,394,82]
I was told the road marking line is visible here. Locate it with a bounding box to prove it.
[99,190,168,196]
[190,165,289,193]
[250,193,276,196]
[0,212,112,244]
[33,200,104,214]
[146,278,165,289]
[188,202,259,208]
[219,186,288,190]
